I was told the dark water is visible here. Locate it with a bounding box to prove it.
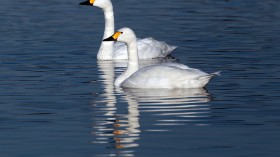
[1,0,280,156]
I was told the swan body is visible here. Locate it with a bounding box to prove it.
[80,0,177,60]
[120,64,219,88]
[103,27,219,89]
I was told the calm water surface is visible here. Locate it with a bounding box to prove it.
[1,0,280,156]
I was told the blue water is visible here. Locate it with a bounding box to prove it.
[1,0,280,156]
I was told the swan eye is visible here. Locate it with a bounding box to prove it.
[121,32,123,34]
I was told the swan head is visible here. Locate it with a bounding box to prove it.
[79,0,112,9]
[103,27,137,44]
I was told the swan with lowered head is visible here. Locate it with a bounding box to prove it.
[80,0,177,60]
[103,27,220,89]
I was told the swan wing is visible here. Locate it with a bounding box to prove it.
[121,65,208,88]
[112,38,177,60]
[139,37,177,56]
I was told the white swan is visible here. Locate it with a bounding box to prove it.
[103,27,220,89]
[80,0,177,60]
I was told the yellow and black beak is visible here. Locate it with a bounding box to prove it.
[79,0,95,6]
[103,32,122,41]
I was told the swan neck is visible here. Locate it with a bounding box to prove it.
[97,4,114,60]
[114,40,139,86]
[127,40,140,72]
[103,4,114,39]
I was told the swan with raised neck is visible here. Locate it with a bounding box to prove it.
[103,27,220,88]
[80,0,177,60]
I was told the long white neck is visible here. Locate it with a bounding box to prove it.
[97,3,115,60]
[115,40,139,86]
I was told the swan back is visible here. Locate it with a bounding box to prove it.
[120,64,215,89]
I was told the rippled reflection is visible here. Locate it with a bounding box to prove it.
[91,60,150,151]
[120,88,212,130]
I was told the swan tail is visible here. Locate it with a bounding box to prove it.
[198,71,221,80]
[169,45,178,52]
[210,71,221,76]
[196,71,221,87]
[165,45,177,56]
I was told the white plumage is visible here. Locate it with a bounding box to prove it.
[80,0,176,60]
[103,27,220,89]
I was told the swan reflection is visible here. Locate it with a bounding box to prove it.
[91,60,156,150]
[119,88,212,129]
